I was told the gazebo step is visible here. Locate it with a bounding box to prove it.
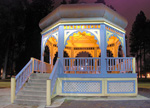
[24,86,46,91]
[14,99,45,105]
[26,82,46,87]
[28,79,47,83]
[16,95,46,100]
[19,90,46,96]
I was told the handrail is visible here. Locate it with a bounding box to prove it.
[15,57,52,95]
[34,58,52,73]
[49,58,59,95]
[15,58,33,94]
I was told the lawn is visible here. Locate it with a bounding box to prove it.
[0,80,11,88]
[138,83,150,89]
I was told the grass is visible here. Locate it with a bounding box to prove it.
[0,82,10,88]
[138,83,150,89]
[0,79,10,88]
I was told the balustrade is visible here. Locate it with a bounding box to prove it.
[15,58,52,94]
[106,57,134,73]
[63,57,101,74]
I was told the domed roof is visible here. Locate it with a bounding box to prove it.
[39,3,128,30]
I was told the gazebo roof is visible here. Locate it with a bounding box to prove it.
[39,3,128,30]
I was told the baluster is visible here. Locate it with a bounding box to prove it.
[85,58,87,71]
[125,58,126,72]
[100,58,101,72]
[123,59,125,71]
[77,59,78,71]
[69,59,71,71]
[110,59,111,71]
[93,58,95,71]
[80,58,81,71]
[91,59,92,71]
[131,58,133,72]
[115,59,117,71]
[129,58,131,71]
[88,59,89,71]
[64,59,65,71]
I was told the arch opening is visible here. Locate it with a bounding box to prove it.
[44,37,58,72]
[107,35,123,57]
[107,36,124,74]
[63,31,101,74]
[44,46,50,63]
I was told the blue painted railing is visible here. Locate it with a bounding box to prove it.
[106,57,134,73]
[49,59,59,95]
[15,59,33,94]
[15,58,51,95]
[63,57,101,74]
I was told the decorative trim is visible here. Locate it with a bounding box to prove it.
[107,80,135,94]
[64,29,100,46]
[62,80,102,94]
[64,25,100,29]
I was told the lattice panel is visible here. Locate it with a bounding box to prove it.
[108,81,135,93]
[62,81,102,93]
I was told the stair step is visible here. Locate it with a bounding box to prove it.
[30,76,49,80]
[31,73,51,77]
[28,79,47,83]
[24,86,46,91]
[16,95,46,100]
[26,82,46,87]
[14,99,45,105]
[14,73,50,106]
[19,90,46,96]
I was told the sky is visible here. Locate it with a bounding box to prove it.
[55,0,150,55]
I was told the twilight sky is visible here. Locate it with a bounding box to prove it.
[55,0,150,55]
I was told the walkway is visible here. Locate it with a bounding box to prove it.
[0,88,150,108]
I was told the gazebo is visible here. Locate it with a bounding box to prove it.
[11,3,137,106]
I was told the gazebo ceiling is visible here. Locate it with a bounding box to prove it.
[39,3,128,30]
[66,32,99,47]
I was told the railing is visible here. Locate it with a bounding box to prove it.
[34,58,53,73]
[49,59,59,95]
[15,59,33,94]
[63,57,101,74]
[15,58,51,95]
[106,57,135,73]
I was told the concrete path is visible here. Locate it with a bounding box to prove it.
[1,88,150,108]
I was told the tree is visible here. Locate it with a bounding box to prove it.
[16,0,54,73]
[69,0,79,4]
[95,0,116,11]
[129,11,147,78]
[0,0,28,79]
[95,0,106,4]
[61,0,67,4]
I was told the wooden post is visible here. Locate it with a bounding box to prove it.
[31,57,34,73]
[133,58,136,73]
[11,77,16,103]
[46,79,51,106]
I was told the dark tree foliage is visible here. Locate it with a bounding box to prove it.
[0,0,28,78]
[16,0,54,73]
[95,0,116,11]
[130,11,146,56]
[61,0,67,4]
[95,0,106,4]
[129,11,150,78]
[69,0,79,4]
